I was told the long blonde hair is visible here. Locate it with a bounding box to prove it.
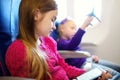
[17,0,57,79]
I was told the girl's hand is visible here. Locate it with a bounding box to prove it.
[80,16,94,30]
[92,55,99,63]
[98,71,112,80]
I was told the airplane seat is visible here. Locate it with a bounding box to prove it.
[0,0,21,76]
[0,76,35,80]
[50,21,60,41]
[80,43,97,55]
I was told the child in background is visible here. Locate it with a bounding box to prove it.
[57,16,99,68]
[56,16,120,77]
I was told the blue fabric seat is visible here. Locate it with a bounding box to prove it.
[50,21,60,41]
[0,0,21,76]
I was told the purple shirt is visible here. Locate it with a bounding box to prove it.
[57,29,86,68]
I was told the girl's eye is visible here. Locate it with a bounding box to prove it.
[51,19,55,22]
[51,17,56,22]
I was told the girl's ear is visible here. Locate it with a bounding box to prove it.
[33,9,42,21]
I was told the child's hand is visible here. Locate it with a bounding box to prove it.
[98,71,112,80]
[80,16,94,30]
[92,55,99,63]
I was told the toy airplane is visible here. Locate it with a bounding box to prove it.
[88,8,101,23]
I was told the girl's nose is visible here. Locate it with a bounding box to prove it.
[52,24,56,30]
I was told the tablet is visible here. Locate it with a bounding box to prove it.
[77,68,103,80]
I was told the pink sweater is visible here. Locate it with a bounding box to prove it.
[5,36,85,80]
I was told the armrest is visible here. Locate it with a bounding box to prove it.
[0,77,35,80]
[58,50,91,59]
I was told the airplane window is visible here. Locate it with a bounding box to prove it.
[55,0,102,26]
[74,0,102,26]
[55,0,67,21]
